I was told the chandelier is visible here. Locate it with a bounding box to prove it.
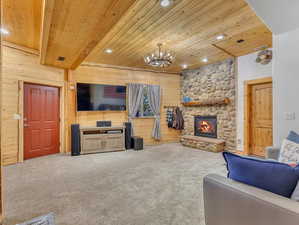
[144,43,175,68]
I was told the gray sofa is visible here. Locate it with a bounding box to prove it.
[203,148,299,225]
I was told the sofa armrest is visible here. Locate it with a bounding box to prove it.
[203,174,299,225]
[265,146,280,160]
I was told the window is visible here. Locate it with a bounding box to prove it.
[136,86,154,117]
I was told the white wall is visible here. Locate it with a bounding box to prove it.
[236,51,273,150]
[245,0,299,34]
[273,27,299,147]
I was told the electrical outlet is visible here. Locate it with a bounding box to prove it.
[13,113,21,120]
[237,139,242,145]
[284,112,296,120]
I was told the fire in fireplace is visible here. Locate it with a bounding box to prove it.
[194,116,217,138]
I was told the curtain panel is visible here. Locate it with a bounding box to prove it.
[128,83,144,136]
[128,83,161,140]
[147,85,161,140]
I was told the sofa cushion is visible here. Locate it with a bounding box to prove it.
[223,152,299,198]
[287,131,299,144]
[279,139,299,164]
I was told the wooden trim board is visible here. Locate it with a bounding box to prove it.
[2,41,39,56]
[243,77,272,156]
[81,63,180,75]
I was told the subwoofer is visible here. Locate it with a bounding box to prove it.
[123,122,132,149]
[71,124,81,156]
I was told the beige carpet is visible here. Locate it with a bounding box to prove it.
[3,143,227,225]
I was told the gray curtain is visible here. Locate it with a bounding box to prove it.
[128,83,144,135]
[147,85,161,140]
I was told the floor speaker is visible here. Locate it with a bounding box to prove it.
[124,122,132,149]
[71,124,81,156]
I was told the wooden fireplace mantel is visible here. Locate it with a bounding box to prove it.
[182,98,230,107]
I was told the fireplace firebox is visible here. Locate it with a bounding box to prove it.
[194,116,217,138]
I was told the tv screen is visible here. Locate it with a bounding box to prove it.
[77,83,126,111]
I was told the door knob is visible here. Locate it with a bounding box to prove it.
[24,124,29,127]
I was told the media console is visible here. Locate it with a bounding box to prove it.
[80,126,125,154]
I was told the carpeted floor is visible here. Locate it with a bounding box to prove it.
[3,143,227,225]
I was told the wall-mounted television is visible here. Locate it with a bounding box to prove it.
[77,83,126,111]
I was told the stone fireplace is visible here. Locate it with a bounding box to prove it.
[180,59,236,152]
[194,115,217,138]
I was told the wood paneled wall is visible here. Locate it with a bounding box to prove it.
[0,9,3,219]
[1,46,181,165]
[66,64,181,151]
[1,46,64,165]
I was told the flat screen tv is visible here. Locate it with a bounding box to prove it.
[77,83,126,111]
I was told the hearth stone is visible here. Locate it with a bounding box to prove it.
[181,135,225,153]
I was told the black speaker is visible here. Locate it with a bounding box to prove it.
[124,122,132,149]
[96,121,112,127]
[131,136,143,151]
[71,124,81,156]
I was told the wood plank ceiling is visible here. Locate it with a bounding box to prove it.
[2,0,42,50]
[2,0,272,72]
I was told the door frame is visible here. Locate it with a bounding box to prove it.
[18,80,65,163]
[243,77,272,156]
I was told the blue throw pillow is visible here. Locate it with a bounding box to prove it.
[287,131,299,144]
[223,152,299,198]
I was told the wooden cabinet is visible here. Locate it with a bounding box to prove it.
[80,127,125,154]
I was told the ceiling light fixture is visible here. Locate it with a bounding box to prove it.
[144,43,175,68]
[182,64,188,69]
[104,49,113,54]
[160,0,173,8]
[0,28,9,35]
[216,34,225,40]
[202,58,208,63]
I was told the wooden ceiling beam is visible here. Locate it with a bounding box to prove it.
[40,0,138,69]
[40,0,55,64]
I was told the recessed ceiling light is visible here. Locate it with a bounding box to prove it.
[182,64,188,69]
[160,0,173,8]
[216,34,225,40]
[0,28,9,35]
[105,49,113,54]
[202,58,208,63]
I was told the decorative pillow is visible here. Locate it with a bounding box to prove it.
[279,139,299,164]
[291,181,299,201]
[223,152,299,198]
[287,130,299,144]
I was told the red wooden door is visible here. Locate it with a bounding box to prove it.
[24,83,60,159]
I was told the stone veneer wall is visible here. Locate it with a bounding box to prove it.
[181,59,237,151]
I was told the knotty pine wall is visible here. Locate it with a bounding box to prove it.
[1,46,181,165]
[66,64,181,150]
[1,46,65,165]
